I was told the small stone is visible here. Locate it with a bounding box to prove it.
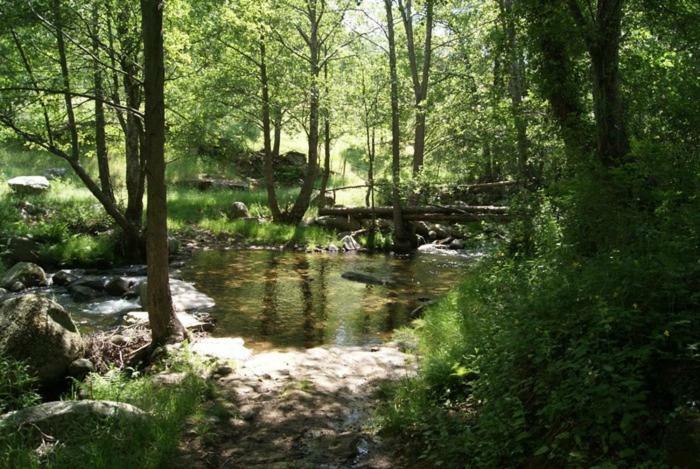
[327,244,339,253]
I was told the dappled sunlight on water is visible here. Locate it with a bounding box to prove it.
[180,250,472,350]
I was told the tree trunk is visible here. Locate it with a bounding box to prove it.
[260,38,283,221]
[92,2,115,204]
[588,0,629,166]
[398,0,433,181]
[117,3,146,230]
[499,0,529,185]
[140,0,185,345]
[385,0,413,253]
[286,0,321,224]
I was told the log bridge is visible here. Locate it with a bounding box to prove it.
[320,180,514,223]
[318,204,510,223]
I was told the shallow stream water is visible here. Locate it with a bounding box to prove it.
[179,249,474,350]
[45,249,476,349]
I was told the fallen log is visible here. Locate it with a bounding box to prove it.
[319,205,509,217]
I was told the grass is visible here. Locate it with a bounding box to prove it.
[0,142,370,266]
[0,346,214,469]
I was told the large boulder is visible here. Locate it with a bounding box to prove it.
[7,176,50,195]
[0,400,146,436]
[1,262,47,291]
[0,295,82,386]
[227,201,251,219]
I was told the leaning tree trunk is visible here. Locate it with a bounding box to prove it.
[92,3,115,204]
[141,0,185,345]
[286,0,321,224]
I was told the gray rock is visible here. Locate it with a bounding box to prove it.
[327,244,339,253]
[0,288,7,298]
[51,270,79,287]
[68,358,94,379]
[7,176,50,195]
[9,281,25,292]
[52,270,79,287]
[0,400,146,434]
[0,295,82,386]
[341,271,389,286]
[227,201,251,219]
[105,276,130,297]
[341,235,361,251]
[1,262,47,290]
[69,285,103,302]
[413,221,431,238]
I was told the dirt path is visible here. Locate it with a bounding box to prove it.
[181,343,416,468]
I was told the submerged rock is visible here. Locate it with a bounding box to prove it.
[341,271,390,286]
[0,295,82,387]
[7,176,50,195]
[1,262,47,291]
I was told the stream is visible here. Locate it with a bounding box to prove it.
[44,249,477,349]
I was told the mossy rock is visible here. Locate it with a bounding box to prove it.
[1,262,47,291]
[0,295,82,387]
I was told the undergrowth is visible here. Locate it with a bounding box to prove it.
[0,346,213,469]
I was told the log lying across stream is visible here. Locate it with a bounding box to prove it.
[318,205,510,222]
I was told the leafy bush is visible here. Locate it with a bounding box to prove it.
[381,154,700,467]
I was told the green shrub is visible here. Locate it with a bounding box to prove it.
[0,353,40,415]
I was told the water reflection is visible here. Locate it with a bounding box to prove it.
[180,250,472,350]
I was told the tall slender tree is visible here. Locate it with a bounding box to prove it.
[140,0,185,345]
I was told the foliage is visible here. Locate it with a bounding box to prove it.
[0,353,40,415]
[381,151,700,466]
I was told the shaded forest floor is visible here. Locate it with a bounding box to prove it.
[179,344,416,468]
